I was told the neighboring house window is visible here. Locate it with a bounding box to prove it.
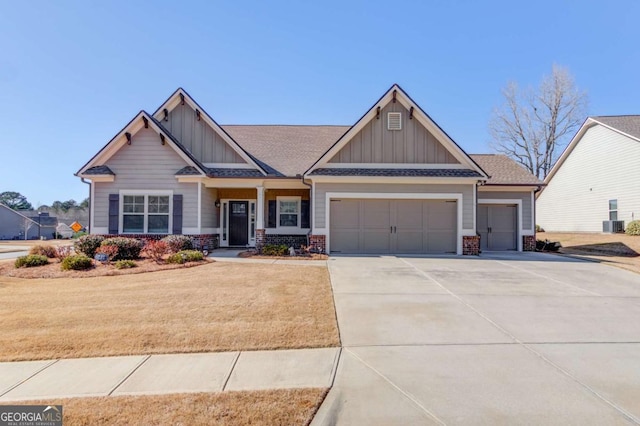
[277,196,300,228]
[609,199,618,221]
[122,194,171,233]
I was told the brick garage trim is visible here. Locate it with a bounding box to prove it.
[523,235,536,251]
[463,235,480,255]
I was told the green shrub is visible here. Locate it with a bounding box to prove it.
[74,235,105,258]
[101,237,143,260]
[15,255,49,268]
[261,244,289,256]
[535,224,544,233]
[626,220,640,236]
[61,255,93,271]
[29,245,57,258]
[114,260,137,269]
[72,231,87,239]
[161,235,193,253]
[167,250,204,264]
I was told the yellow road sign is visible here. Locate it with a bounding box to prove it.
[70,221,83,232]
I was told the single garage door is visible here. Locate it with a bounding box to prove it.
[477,204,517,250]
[329,199,457,254]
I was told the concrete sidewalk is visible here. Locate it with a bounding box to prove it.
[0,348,340,401]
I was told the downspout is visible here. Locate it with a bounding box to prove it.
[81,178,91,233]
[301,175,313,247]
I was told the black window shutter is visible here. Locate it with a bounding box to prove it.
[173,194,183,234]
[301,200,310,229]
[267,200,276,228]
[108,194,119,234]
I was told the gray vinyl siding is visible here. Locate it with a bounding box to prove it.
[314,183,474,229]
[163,103,245,164]
[329,102,459,164]
[478,191,534,231]
[201,186,219,228]
[93,128,198,230]
[537,125,640,232]
[0,208,40,240]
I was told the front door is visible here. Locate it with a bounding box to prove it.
[229,201,248,246]
[478,205,517,251]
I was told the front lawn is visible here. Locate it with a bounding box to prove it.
[0,262,340,361]
[7,389,328,426]
[541,231,640,274]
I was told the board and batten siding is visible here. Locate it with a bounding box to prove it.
[93,128,198,231]
[314,183,474,230]
[328,102,459,164]
[537,125,640,232]
[478,191,534,231]
[163,103,245,164]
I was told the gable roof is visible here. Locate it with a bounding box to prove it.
[305,84,488,178]
[76,110,208,177]
[470,155,543,186]
[544,115,640,185]
[152,88,267,175]
[591,115,640,141]
[0,203,41,227]
[222,125,349,177]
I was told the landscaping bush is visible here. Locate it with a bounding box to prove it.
[95,245,119,262]
[72,231,87,239]
[55,246,73,262]
[626,220,640,236]
[261,244,289,256]
[161,235,193,253]
[74,235,105,258]
[29,245,57,258]
[101,237,143,260]
[15,254,49,268]
[536,239,561,252]
[143,240,169,263]
[167,250,204,264]
[114,260,137,269]
[535,224,544,233]
[61,255,93,271]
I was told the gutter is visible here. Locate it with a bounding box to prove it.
[301,175,313,247]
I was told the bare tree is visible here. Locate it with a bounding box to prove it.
[489,65,588,179]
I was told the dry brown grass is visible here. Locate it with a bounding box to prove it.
[3,388,328,426]
[0,256,211,279]
[0,262,339,361]
[541,232,640,274]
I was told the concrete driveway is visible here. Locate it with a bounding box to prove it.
[313,252,640,425]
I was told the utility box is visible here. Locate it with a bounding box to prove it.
[603,220,625,233]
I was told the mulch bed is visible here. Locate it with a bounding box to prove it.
[0,257,212,279]
[238,250,328,260]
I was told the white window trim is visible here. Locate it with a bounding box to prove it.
[276,196,302,230]
[609,199,618,221]
[119,190,173,234]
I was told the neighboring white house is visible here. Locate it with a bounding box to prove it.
[537,116,640,232]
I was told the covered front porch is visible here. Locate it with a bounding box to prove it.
[182,176,313,249]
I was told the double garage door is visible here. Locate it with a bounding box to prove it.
[330,199,457,254]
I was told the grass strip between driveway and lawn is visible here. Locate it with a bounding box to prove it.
[0,262,340,362]
[2,388,328,426]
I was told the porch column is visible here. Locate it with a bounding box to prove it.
[256,186,265,229]
[256,186,265,249]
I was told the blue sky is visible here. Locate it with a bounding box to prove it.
[1,0,638,207]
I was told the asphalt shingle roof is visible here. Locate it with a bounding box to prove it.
[310,168,483,178]
[222,125,349,177]
[592,115,640,140]
[469,154,542,185]
[84,165,114,175]
[206,168,265,178]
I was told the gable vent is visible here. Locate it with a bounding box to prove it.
[387,112,402,130]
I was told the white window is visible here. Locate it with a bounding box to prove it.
[277,196,301,228]
[609,199,618,221]
[122,194,171,233]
